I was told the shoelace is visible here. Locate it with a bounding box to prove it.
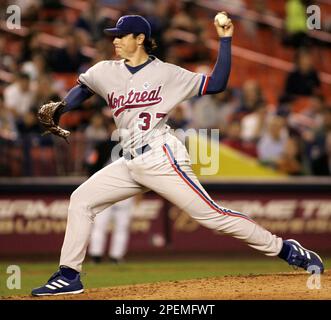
[47,270,85,283]
[47,270,62,282]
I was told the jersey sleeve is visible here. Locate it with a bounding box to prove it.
[169,65,208,101]
[77,61,105,96]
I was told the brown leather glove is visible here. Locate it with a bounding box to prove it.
[37,101,70,142]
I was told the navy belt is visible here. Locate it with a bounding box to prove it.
[123,144,151,160]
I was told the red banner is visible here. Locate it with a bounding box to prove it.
[168,192,331,253]
[1,189,331,255]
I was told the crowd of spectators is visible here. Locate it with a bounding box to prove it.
[0,0,330,177]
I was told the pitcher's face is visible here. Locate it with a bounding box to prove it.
[113,34,140,59]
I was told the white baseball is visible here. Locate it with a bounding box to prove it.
[215,13,228,27]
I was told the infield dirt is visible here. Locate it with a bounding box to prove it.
[4,271,330,300]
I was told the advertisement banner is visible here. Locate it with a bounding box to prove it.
[0,193,166,255]
[168,192,331,253]
[1,186,331,255]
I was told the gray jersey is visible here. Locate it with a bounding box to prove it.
[78,58,208,152]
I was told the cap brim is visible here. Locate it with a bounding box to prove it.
[103,28,130,36]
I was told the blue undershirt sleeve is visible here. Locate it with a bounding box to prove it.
[62,84,94,113]
[205,36,232,94]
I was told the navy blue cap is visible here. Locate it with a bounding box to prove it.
[104,15,151,39]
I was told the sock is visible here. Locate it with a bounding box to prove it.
[278,241,292,260]
[60,266,79,280]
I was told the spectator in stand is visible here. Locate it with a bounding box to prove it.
[241,102,270,143]
[300,94,325,128]
[167,106,190,131]
[0,95,18,176]
[166,105,191,144]
[16,110,43,136]
[0,36,17,73]
[191,89,237,131]
[257,115,288,168]
[51,17,72,39]
[0,97,17,142]
[254,0,278,29]
[3,72,36,120]
[84,113,109,164]
[163,1,205,63]
[283,0,310,48]
[216,89,238,129]
[22,52,49,81]
[145,0,171,61]
[191,93,222,130]
[233,79,264,121]
[20,31,52,64]
[49,33,91,73]
[16,110,48,176]
[166,1,202,35]
[276,135,304,175]
[32,74,61,109]
[12,0,41,22]
[85,118,118,176]
[308,108,331,165]
[241,0,278,39]
[93,39,116,65]
[0,1,9,17]
[222,121,257,157]
[283,49,321,100]
[85,113,108,143]
[287,95,326,158]
[311,130,331,176]
[325,13,331,32]
[74,1,113,42]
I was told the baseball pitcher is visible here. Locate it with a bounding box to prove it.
[32,13,324,296]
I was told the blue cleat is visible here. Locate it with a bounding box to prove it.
[282,239,324,274]
[31,270,84,296]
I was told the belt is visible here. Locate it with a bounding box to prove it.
[123,144,151,160]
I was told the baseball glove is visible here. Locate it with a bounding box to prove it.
[37,101,70,142]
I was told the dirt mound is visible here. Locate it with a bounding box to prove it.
[4,271,331,300]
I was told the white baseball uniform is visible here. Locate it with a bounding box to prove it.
[88,197,134,260]
[60,57,283,272]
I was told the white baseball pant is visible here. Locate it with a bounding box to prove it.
[60,134,283,272]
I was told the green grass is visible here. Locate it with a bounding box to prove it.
[0,258,329,297]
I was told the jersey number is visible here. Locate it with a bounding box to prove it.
[138,112,151,130]
[138,112,166,131]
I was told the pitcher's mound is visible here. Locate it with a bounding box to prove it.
[6,271,331,300]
